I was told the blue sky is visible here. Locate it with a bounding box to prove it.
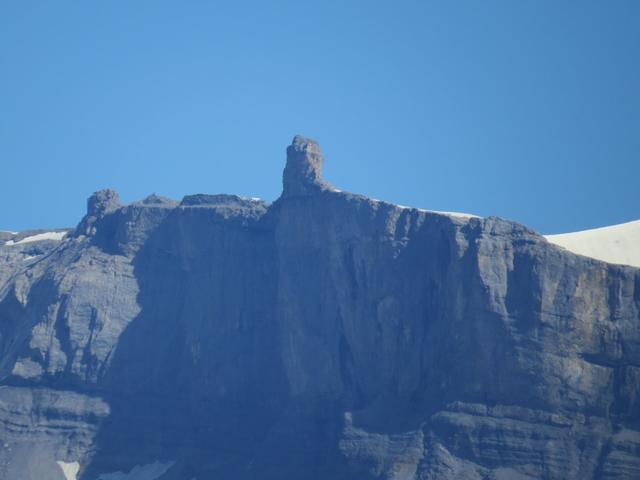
[1,1,638,234]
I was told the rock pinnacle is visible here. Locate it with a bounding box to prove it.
[75,189,121,236]
[282,135,330,197]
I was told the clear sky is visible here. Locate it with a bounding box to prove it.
[1,1,638,234]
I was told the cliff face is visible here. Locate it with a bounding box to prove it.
[0,137,639,480]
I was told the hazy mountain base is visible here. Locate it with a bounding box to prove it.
[0,137,639,479]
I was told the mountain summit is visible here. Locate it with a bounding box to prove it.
[0,137,639,480]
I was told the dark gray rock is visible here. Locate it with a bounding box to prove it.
[87,189,120,216]
[282,135,331,197]
[0,386,109,480]
[0,232,15,244]
[0,136,638,479]
[75,189,121,237]
[136,193,178,207]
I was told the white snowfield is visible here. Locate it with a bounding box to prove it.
[4,231,67,246]
[545,220,640,268]
[57,461,80,480]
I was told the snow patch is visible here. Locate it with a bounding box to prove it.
[426,210,479,219]
[545,220,640,268]
[57,461,80,480]
[367,198,480,220]
[97,460,175,480]
[396,204,479,219]
[4,231,67,246]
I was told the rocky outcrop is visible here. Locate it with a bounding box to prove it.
[75,189,121,237]
[0,136,638,479]
[282,135,331,197]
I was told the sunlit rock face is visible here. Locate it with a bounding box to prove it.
[282,135,331,197]
[0,136,639,480]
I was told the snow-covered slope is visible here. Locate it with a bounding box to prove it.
[545,220,640,268]
[3,231,67,246]
[57,461,80,480]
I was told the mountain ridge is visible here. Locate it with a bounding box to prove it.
[0,136,639,479]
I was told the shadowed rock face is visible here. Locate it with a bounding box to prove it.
[0,136,639,480]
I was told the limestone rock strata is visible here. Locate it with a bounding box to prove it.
[0,136,638,479]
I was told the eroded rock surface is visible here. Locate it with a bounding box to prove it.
[0,136,638,479]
